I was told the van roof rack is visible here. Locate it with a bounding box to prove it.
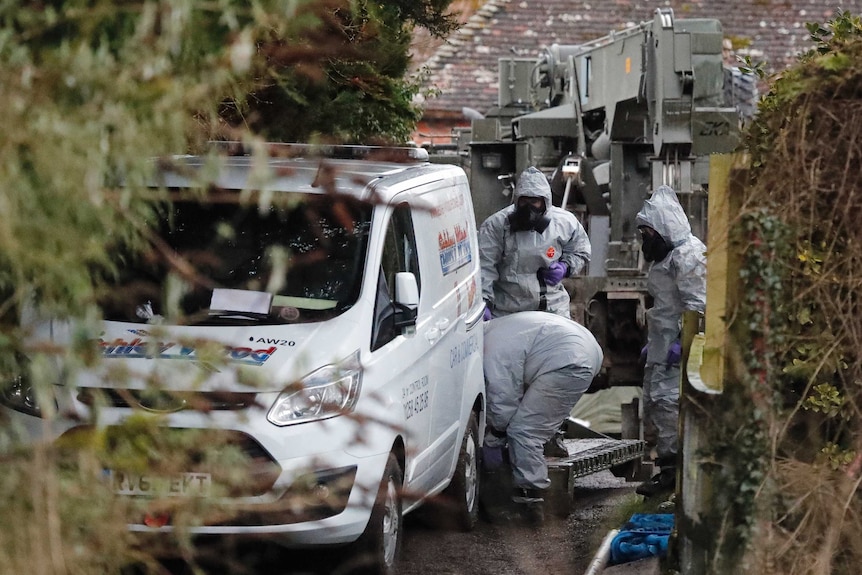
[209,141,429,163]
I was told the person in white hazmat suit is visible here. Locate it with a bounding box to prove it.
[479,166,591,319]
[634,185,707,497]
[483,311,603,522]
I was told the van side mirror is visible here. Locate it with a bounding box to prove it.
[393,272,419,334]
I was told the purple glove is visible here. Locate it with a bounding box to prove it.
[666,340,682,365]
[539,261,568,285]
[482,446,505,471]
[483,306,492,321]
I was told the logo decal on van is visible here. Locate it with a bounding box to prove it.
[450,334,479,369]
[255,338,296,346]
[468,276,477,308]
[438,222,473,275]
[430,194,465,217]
[99,337,277,366]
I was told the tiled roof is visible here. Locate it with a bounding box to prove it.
[415,0,862,118]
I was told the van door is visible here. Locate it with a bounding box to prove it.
[411,180,483,491]
[368,202,434,487]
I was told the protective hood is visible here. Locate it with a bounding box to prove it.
[509,166,552,232]
[513,166,552,209]
[635,185,692,247]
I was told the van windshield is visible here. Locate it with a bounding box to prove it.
[99,191,372,325]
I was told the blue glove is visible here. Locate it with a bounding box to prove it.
[640,344,648,361]
[666,340,682,365]
[483,305,492,321]
[539,261,568,285]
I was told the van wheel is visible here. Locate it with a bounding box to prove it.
[441,411,480,531]
[350,453,403,575]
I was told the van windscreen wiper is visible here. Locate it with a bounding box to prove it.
[206,310,272,321]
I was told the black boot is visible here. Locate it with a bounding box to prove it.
[635,467,676,498]
[512,488,545,525]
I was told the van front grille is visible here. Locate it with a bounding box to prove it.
[76,387,259,412]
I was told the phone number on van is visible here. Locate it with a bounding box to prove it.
[403,375,430,420]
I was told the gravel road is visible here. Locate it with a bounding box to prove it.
[398,470,639,575]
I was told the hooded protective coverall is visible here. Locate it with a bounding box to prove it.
[635,185,707,469]
[479,167,591,319]
[483,312,603,490]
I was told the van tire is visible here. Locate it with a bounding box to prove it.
[441,411,481,531]
[349,453,403,575]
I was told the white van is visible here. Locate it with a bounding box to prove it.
[1,144,485,572]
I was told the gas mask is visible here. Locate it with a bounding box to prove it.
[509,198,550,232]
[640,227,672,262]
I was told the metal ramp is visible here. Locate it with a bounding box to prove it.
[547,437,645,480]
[479,418,648,520]
[542,436,646,517]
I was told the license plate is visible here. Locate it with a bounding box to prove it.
[108,470,212,497]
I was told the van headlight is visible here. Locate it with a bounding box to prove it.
[1,372,44,418]
[267,350,362,426]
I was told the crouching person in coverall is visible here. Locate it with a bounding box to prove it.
[482,311,603,523]
[634,185,707,498]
